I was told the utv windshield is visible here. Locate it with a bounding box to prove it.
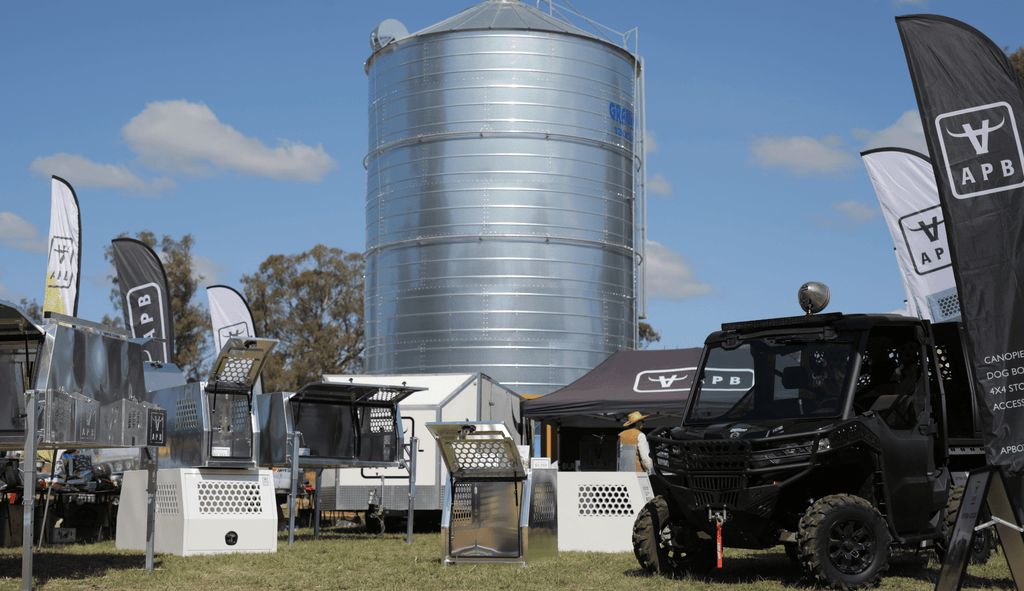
[686,336,857,423]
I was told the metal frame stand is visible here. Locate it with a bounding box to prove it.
[405,437,417,544]
[20,390,157,591]
[936,466,1024,591]
[313,469,322,539]
[288,431,300,546]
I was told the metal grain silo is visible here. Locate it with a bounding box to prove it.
[364,0,647,396]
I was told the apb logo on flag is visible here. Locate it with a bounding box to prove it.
[127,282,168,361]
[47,236,76,288]
[898,204,951,275]
[217,321,251,349]
[935,101,1024,199]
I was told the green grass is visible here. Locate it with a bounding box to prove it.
[0,529,1016,591]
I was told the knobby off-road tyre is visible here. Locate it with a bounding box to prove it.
[632,496,715,575]
[797,494,890,590]
[934,483,994,565]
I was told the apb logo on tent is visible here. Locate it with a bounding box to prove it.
[633,367,694,393]
[936,102,1024,199]
[898,204,951,275]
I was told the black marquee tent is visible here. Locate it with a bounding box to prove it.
[522,348,702,428]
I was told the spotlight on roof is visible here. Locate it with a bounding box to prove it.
[798,282,830,315]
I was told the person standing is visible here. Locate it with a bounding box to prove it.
[619,412,653,473]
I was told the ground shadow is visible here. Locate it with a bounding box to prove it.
[622,548,1017,590]
[0,551,152,585]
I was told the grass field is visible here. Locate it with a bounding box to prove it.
[0,527,1017,591]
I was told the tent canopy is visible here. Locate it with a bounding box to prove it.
[523,348,702,428]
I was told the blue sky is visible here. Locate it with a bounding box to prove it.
[1,0,1022,352]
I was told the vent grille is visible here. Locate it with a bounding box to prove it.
[452,483,473,524]
[127,408,142,430]
[370,407,393,433]
[658,440,751,471]
[531,483,556,522]
[369,388,402,403]
[693,491,739,506]
[218,356,254,383]
[229,398,250,431]
[196,480,264,515]
[174,396,200,431]
[450,441,518,471]
[927,287,961,322]
[156,481,179,515]
[577,484,634,517]
[688,475,743,491]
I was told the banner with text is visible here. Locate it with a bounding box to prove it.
[111,238,175,363]
[207,284,262,394]
[862,148,959,322]
[899,14,1024,473]
[42,176,82,316]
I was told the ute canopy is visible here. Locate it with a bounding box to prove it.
[522,348,701,428]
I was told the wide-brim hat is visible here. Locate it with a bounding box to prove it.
[623,411,651,427]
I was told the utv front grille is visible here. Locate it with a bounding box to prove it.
[688,475,743,491]
[694,491,740,506]
[653,439,751,472]
[689,475,744,507]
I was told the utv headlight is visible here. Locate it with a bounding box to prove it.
[816,437,831,453]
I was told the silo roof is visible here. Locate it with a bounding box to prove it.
[410,0,601,41]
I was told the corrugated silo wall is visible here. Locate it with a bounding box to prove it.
[364,29,638,397]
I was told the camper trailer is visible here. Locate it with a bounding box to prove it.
[319,373,526,524]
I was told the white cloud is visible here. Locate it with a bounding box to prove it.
[644,240,715,301]
[122,100,337,183]
[810,200,880,231]
[852,110,927,154]
[833,200,879,224]
[645,130,659,154]
[748,134,859,177]
[648,172,674,198]
[0,212,46,253]
[153,250,226,291]
[30,153,177,196]
[191,254,228,289]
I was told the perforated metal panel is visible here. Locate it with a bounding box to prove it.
[370,407,393,433]
[174,396,201,432]
[531,483,556,522]
[157,481,180,516]
[927,286,962,322]
[196,480,265,515]
[208,337,276,388]
[452,483,473,524]
[427,422,525,481]
[218,357,255,383]
[576,484,635,517]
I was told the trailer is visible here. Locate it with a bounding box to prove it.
[319,373,526,523]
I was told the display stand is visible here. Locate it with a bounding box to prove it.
[256,382,421,545]
[428,422,557,566]
[21,391,159,591]
[935,466,1024,591]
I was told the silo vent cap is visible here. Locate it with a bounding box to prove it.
[371,19,409,52]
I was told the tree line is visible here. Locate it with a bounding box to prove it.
[92,231,661,391]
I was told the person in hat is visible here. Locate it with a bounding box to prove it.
[619,411,653,473]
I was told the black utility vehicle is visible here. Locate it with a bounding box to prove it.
[634,286,991,589]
